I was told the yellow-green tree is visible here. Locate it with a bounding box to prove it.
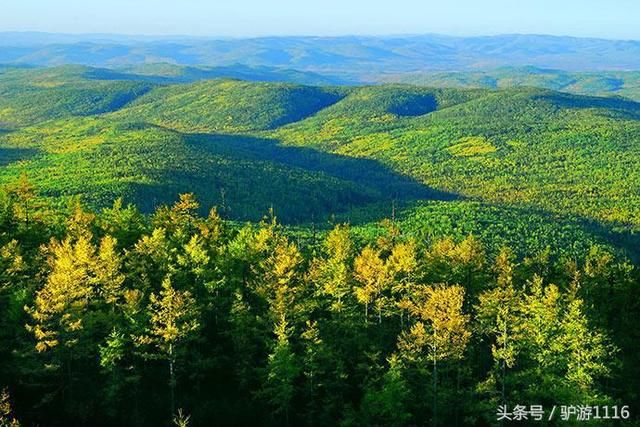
[26,236,97,354]
[476,248,522,406]
[398,284,470,426]
[386,240,418,327]
[0,388,20,427]
[95,236,126,307]
[8,173,37,229]
[354,246,389,324]
[135,276,200,414]
[310,224,354,313]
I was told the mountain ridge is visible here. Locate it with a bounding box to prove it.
[2,33,640,73]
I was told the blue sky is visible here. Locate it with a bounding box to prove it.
[1,0,638,40]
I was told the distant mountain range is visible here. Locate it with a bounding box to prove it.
[1,32,640,75]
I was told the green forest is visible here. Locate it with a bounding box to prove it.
[1,65,640,425]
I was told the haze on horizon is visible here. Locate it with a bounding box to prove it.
[1,0,639,41]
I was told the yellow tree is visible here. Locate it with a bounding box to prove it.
[310,224,354,313]
[26,235,97,354]
[65,197,96,241]
[0,388,20,427]
[354,246,389,324]
[259,237,303,323]
[153,193,201,244]
[476,248,522,406]
[135,276,199,414]
[386,240,418,327]
[398,284,470,426]
[94,235,126,308]
[424,236,485,298]
[24,235,98,412]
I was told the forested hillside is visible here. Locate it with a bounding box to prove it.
[379,67,640,102]
[1,65,640,425]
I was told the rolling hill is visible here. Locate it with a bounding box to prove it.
[1,70,640,253]
[0,65,154,128]
[111,79,345,133]
[4,40,640,427]
[378,66,640,101]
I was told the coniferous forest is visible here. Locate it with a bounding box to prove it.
[1,188,639,426]
[1,39,640,426]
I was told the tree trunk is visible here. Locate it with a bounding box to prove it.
[433,328,437,427]
[169,344,176,416]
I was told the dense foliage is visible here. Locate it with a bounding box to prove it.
[0,189,638,426]
[1,67,640,425]
[381,67,640,102]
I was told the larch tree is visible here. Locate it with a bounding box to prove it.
[475,248,522,406]
[95,236,126,308]
[310,224,354,313]
[0,388,20,427]
[399,284,470,426]
[353,246,389,324]
[26,235,97,354]
[134,276,200,414]
[386,240,418,327]
[8,173,37,229]
[263,314,299,426]
[260,237,303,324]
[24,235,99,413]
[518,274,614,403]
[99,198,147,249]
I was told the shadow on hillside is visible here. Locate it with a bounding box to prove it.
[388,93,438,117]
[188,133,457,200]
[126,132,460,224]
[537,92,640,112]
[0,147,38,167]
[572,214,640,262]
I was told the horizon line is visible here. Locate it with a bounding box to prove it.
[1,30,639,43]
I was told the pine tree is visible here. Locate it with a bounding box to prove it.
[361,353,412,427]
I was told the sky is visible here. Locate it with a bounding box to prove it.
[1,0,639,40]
